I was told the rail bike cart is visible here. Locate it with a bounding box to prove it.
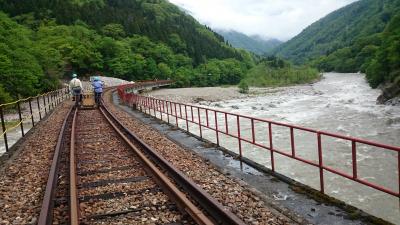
[80,93,97,109]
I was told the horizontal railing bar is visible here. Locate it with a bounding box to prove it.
[118,84,400,199]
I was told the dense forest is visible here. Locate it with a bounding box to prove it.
[240,57,319,87]
[0,0,318,103]
[0,0,252,102]
[274,0,400,98]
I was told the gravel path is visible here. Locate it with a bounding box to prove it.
[0,101,72,224]
[104,90,294,225]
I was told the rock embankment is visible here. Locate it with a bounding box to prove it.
[377,77,400,105]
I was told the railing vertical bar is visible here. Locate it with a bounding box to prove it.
[166,101,170,124]
[198,108,202,138]
[290,127,295,157]
[0,106,9,152]
[43,95,47,115]
[206,109,209,127]
[179,104,182,119]
[397,151,400,197]
[352,141,357,179]
[174,103,178,127]
[28,98,34,126]
[17,101,24,137]
[47,95,51,111]
[185,105,189,132]
[214,111,219,146]
[161,100,164,121]
[251,119,255,144]
[37,97,42,120]
[269,123,274,172]
[225,113,228,134]
[318,133,325,194]
[191,106,194,122]
[237,116,242,160]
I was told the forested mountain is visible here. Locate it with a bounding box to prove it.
[0,0,254,102]
[274,0,399,64]
[0,0,242,65]
[274,0,400,101]
[217,29,282,55]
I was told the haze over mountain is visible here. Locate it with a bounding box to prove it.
[216,29,282,55]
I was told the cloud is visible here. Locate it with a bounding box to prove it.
[169,0,358,41]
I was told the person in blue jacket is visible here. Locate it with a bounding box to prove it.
[92,76,104,106]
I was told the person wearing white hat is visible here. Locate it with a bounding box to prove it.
[69,73,83,106]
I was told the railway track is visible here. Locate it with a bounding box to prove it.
[37,103,245,224]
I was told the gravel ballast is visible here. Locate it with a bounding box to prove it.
[0,101,72,224]
[104,90,295,225]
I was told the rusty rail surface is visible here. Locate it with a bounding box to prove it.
[38,85,245,224]
[101,97,245,225]
[117,83,400,200]
[38,106,74,225]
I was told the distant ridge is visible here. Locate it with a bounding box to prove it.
[217,29,282,55]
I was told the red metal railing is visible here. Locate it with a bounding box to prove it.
[117,83,400,199]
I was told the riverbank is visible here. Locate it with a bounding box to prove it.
[145,85,307,103]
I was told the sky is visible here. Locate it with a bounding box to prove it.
[169,0,359,41]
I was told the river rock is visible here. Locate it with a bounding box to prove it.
[231,105,239,109]
[377,77,400,104]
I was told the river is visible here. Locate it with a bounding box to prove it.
[200,73,400,224]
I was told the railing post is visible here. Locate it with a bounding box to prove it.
[206,109,209,127]
[317,132,324,194]
[0,106,9,152]
[398,151,400,198]
[269,123,275,172]
[251,119,255,144]
[214,111,219,146]
[174,103,178,127]
[37,96,42,120]
[237,116,243,168]
[198,108,202,138]
[166,101,170,124]
[160,100,163,121]
[225,113,228,134]
[290,127,295,157]
[352,141,357,179]
[17,101,24,137]
[47,94,51,111]
[43,95,47,115]
[185,105,189,132]
[28,98,34,126]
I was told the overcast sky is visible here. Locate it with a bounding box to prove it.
[169,0,358,41]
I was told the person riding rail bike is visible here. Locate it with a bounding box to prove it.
[92,76,104,106]
[69,73,83,107]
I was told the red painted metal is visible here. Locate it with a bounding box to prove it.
[352,141,357,179]
[117,82,400,199]
[268,123,275,172]
[290,127,295,157]
[317,133,324,193]
[251,119,255,144]
[237,116,243,160]
[214,111,219,146]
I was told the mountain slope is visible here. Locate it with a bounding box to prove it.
[0,0,242,65]
[217,29,282,55]
[274,0,400,64]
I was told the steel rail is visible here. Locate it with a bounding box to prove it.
[99,107,215,225]
[69,108,79,225]
[101,98,246,225]
[38,106,74,225]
